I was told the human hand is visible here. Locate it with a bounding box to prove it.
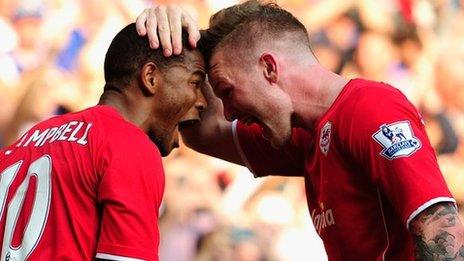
[199,77,225,123]
[179,78,227,146]
[135,5,201,56]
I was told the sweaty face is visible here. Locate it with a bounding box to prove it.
[149,50,206,156]
[208,50,293,148]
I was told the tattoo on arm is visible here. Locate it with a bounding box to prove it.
[410,202,464,260]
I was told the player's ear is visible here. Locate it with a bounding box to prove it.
[140,62,159,95]
[260,53,278,84]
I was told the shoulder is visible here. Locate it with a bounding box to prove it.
[349,79,408,109]
[342,79,421,129]
[336,80,425,156]
[87,106,159,155]
[97,129,163,181]
[82,106,158,153]
[104,129,161,160]
[96,120,162,173]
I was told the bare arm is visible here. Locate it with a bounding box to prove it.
[410,202,464,260]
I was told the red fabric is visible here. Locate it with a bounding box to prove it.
[236,79,453,260]
[0,105,163,260]
[398,0,414,24]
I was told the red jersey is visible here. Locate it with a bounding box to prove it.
[232,79,454,260]
[0,105,164,260]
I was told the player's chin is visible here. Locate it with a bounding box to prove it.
[267,126,292,148]
[159,139,179,157]
[152,133,179,157]
[258,121,291,148]
[270,132,291,148]
[166,129,181,156]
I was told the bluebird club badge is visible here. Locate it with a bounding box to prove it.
[372,121,421,160]
[320,121,332,155]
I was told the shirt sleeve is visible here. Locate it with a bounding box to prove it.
[347,85,455,229]
[233,120,313,177]
[96,130,164,261]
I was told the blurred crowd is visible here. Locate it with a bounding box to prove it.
[1,0,464,260]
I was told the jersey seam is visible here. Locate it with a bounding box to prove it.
[97,243,154,260]
[406,197,457,229]
[376,187,389,261]
[231,120,258,177]
[95,252,145,261]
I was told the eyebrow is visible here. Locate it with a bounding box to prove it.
[206,64,222,87]
[210,77,230,94]
[169,63,205,77]
[208,62,219,72]
[192,69,206,80]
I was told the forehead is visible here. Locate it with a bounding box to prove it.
[208,51,234,85]
[169,49,206,75]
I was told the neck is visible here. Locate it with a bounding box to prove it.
[98,85,151,132]
[287,64,349,131]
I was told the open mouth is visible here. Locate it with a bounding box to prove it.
[178,119,200,131]
[241,117,271,141]
[238,115,259,126]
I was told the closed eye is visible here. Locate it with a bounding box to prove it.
[190,80,201,88]
[190,71,205,89]
[222,89,232,99]
[217,85,233,100]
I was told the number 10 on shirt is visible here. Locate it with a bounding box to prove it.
[0,155,52,260]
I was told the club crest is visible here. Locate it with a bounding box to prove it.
[320,121,332,155]
[372,121,421,160]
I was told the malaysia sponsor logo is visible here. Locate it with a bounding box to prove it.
[372,120,421,160]
[319,121,332,155]
[311,202,335,235]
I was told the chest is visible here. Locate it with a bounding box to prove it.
[303,120,379,232]
[305,120,367,191]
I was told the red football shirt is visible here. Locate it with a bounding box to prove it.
[0,105,164,260]
[233,79,454,260]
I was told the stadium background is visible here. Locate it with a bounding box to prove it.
[1,0,463,260]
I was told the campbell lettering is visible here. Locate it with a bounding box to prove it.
[17,121,92,148]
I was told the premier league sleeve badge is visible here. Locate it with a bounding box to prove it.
[372,120,421,160]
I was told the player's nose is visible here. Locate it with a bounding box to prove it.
[195,88,207,115]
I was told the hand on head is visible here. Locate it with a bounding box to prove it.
[135,5,200,56]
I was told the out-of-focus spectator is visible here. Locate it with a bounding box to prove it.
[434,32,464,216]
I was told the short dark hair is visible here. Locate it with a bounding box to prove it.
[104,23,191,87]
[198,0,311,62]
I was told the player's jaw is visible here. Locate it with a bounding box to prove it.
[147,120,191,157]
[235,109,292,148]
[256,115,292,148]
[161,107,202,155]
[147,128,173,157]
[219,80,293,148]
[148,125,182,157]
